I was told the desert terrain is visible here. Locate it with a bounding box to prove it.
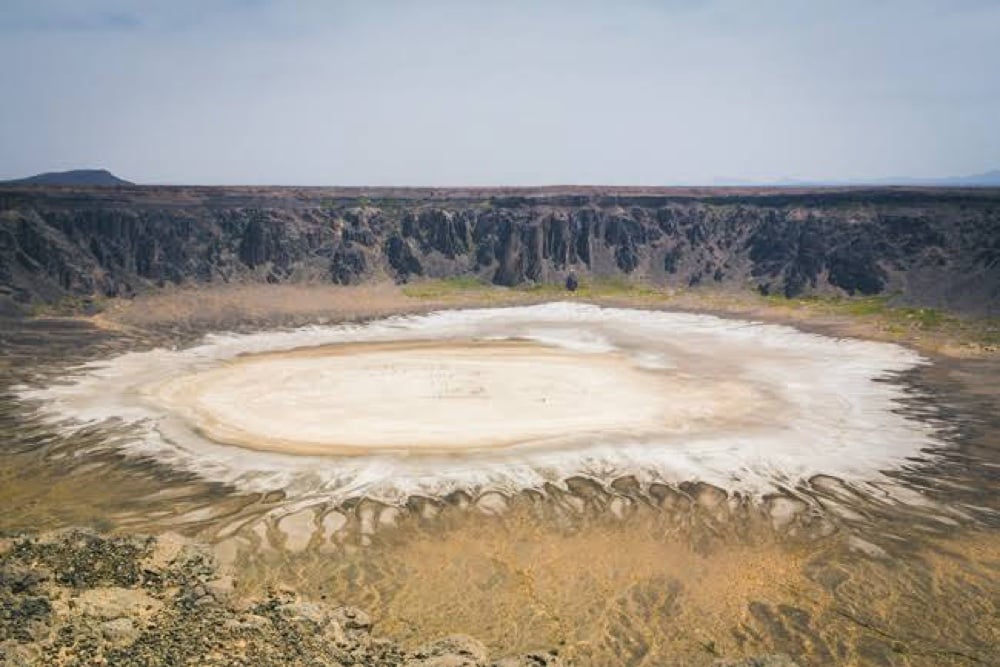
[1,187,999,666]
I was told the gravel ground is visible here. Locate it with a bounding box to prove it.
[0,531,796,666]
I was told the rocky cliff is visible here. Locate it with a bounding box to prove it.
[1,186,998,315]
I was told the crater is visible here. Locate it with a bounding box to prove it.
[20,302,938,502]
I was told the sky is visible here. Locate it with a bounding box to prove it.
[1,0,998,186]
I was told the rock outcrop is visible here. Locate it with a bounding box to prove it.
[0,531,564,667]
[1,185,998,314]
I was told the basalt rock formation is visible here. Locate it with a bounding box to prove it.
[1,186,998,315]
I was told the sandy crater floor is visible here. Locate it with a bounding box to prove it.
[145,340,764,455]
[3,300,999,667]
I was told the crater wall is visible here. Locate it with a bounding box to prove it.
[1,186,998,314]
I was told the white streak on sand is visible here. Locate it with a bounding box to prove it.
[18,303,938,502]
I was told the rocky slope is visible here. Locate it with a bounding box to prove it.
[0,531,564,666]
[0,531,795,667]
[1,186,998,315]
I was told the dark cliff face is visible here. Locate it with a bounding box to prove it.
[1,186,998,315]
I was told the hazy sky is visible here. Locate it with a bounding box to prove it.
[1,0,998,185]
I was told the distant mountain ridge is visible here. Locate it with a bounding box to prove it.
[3,168,996,188]
[1,169,133,186]
[767,169,1000,188]
[895,169,1000,187]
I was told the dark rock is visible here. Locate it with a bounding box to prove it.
[0,594,51,642]
[403,209,472,258]
[406,634,488,667]
[827,239,887,295]
[663,245,683,274]
[385,235,423,282]
[5,532,153,589]
[238,216,273,268]
[330,605,372,633]
[1,187,998,315]
[492,651,562,667]
[714,656,800,667]
[330,245,367,284]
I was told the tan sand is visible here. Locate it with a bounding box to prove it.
[88,282,998,358]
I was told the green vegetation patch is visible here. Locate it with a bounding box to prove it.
[762,292,999,348]
[401,276,667,301]
[400,276,492,298]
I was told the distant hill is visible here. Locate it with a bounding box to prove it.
[929,169,1000,187]
[767,169,1000,188]
[855,169,1000,187]
[2,169,133,186]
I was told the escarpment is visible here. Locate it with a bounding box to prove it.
[1,186,998,314]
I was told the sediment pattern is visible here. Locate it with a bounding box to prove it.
[18,304,935,501]
[2,315,1000,665]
